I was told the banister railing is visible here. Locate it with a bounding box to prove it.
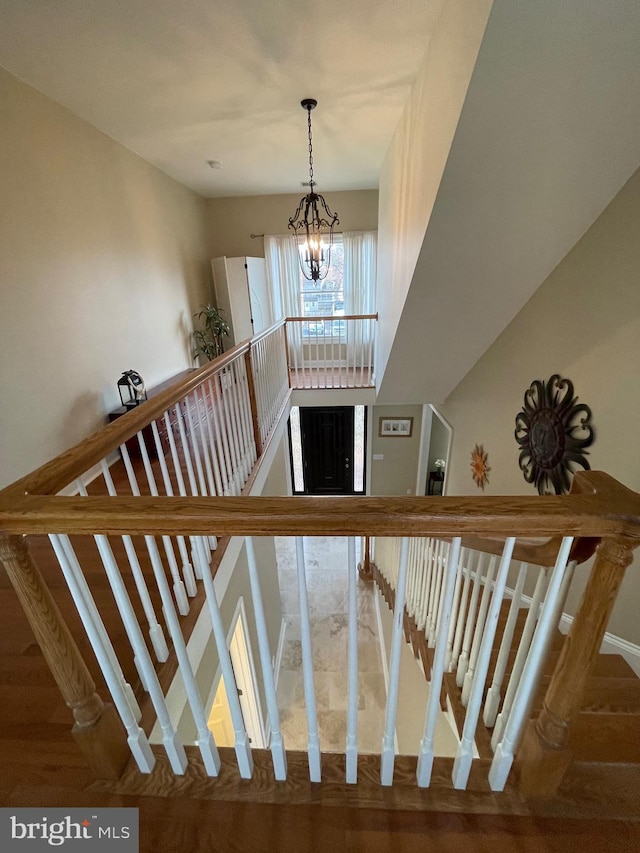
[0,315,639,801]
[284,313,377,389]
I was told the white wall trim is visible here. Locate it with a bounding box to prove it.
[503,580,640,679]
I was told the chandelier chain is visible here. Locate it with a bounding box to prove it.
[307,106,314,187]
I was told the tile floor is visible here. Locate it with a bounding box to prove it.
[275,536,388,753]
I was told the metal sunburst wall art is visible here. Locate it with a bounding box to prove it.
[470,444,490,490]
[515,374,595,495]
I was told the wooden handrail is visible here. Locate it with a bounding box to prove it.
[0,330,285,499]
[285,313,378,323]
[435,534,599,568]
[2,472,640,539]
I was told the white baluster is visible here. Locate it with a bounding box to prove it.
[417,538,462,787]
[296,537,321,782]
[48,534,155,773]
[149,422,197,598]
[457,552,485,686]
[173,404,213,572]
[346,535,358,783]
[462,554,498,704]
[489,538,573,791]
[246,536,287,780]
[484,562,529,727]
[51,530,142,721]
[207,377,233,496]
[220,368,243,493]
[191,386,218,497]
[416,538,433,632]
[444,547,467,671]
[450,550,475,674]
[99,460,169,661]
[453,539,515,789]
[200,555,253,778]
[381,537,410,786]
[491,568,548,750]
[120,442,189,616]
[88,533,187,773]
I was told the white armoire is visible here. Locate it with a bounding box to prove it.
[211,256,272,347]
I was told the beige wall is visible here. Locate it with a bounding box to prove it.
[440,167,640,644]
[207,190,378,260]
[370,405,423,496]
[0,67,213,488]
[375,0,493,395]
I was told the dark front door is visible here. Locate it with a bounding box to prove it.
[299,406,355,495]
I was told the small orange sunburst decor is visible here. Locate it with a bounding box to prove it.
[470,444,490,490]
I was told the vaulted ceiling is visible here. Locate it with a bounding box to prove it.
[0,0,445,196]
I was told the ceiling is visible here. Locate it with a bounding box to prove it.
[0,0,445,197]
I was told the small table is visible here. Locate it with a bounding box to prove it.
[428,471,444,495]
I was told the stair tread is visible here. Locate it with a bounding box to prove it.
[571,713,640,763]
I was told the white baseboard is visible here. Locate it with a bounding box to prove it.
[556,611,640,678]
[505,583,640,679]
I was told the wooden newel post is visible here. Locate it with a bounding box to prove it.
[0,534,129,780]
[517,535,636,798]
[244,346,263,458]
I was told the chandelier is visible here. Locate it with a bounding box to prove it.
[288,98,339,282]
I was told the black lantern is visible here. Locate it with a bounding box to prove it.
[117,370,147,409]
[288,98,339,282]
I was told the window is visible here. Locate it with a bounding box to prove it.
[298,238,344,338]
[264,230,377,327]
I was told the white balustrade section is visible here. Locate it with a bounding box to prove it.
[457,552,485,686]
[120,442,189,616]
[245,536,287,780]
[489,537,574,791]
[136,430,196,603]
[417,537,462,787]
[381,537,410,786]
[452,539,515,789]
[484,562,529,727]
[149,421,197,598]
[51,531,142,722]
[88,510,220,776]
[57,527,187,774]
[48,533,155,773]
[295,537,321,782]
[98,459,169,662]
[162,409,208,579]
[285,316,377,390]
[461,554,498,705]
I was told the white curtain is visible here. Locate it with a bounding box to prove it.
[264,234,303,361]
[264,234,300,320]
[265,230,377,372]
[343,231,377,369]
[343,231,377,315]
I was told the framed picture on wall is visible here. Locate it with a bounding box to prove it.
[378,417,414,438]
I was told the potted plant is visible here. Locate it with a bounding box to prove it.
[192,304,231,362]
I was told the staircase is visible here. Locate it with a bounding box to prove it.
[372,555,640,812]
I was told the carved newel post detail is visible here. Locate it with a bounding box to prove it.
[0,534,129,780]
[517,535,636,798]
